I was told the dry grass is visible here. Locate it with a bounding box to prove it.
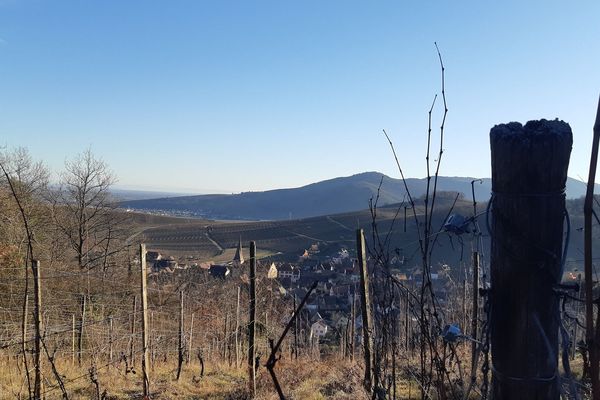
[254,358,368,400]
[0,355,371,399]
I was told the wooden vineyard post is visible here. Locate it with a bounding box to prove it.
[235,286,240,367]
[108,316,113,368]
[223,313,229,361]
[294,294,299,360]
[404,290,410,353]
[32,260,42,399]
[470,251,480,378]
[71,313,75,365]
[22,292,29,391]
[340,324,346,359]
[356,229,373,391]
[78,294,86,366]
[490,120,572,399]
[585,96,600,400]
[462,276,467,343]
[140,243,150,397]
[351,291,356,361]
[176,290,184,380]
[248,241,257,398]
[129,295,137,367]
[188,313,194,365]
[151,311,155,370]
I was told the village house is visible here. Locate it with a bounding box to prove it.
[300,259,320,272]
[298,249,310,262]
[209,265,231,279]
[329,283,354,297]
[318,294,346,313]
[320,261,335,271]
[278,263,300,282]
[310,319,329,339]
[332,248,350,264]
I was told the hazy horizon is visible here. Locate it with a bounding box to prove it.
[111,170,594,196]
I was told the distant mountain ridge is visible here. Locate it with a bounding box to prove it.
[110,188,195,201]
[119,172,597,221]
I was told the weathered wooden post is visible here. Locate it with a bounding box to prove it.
[71,313,75,365]
[108,316,113,367]
[584,97,600,399]
[356,228,373,391]
[129,295,137,367]
[248,241,257,397]
[351,291,356,361]
[470,251,480,374]
[78,294,86,367]
[404,290,409,352]
[176,290,184,380]
[22,292,29,391]
[235,286,241,367]
[140,243,150,397]
[32,260,42,399]
[151,311,155,370]
[188,313,194,365]
[490,119,572,399]
[294,294,299,360]
[462,275,467,340]
[570,275,581,360]
[223,312,229,361]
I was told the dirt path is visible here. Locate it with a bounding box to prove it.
[205,232,224,252]
[285,230,329,243]
[327,216,353,231]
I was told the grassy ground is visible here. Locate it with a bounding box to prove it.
[6,350,583,399]
[0,356,371,399]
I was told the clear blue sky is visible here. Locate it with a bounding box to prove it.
[1,1,599,193]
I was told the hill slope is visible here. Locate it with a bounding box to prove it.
[138,195,596,271]
[119,172,595,220]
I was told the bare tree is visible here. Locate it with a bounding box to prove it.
[0,147,50,399]
[0,148,50,254]
[52,149,125,270]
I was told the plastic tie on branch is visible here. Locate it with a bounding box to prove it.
[441,323,481,344]
[443,214,471,235]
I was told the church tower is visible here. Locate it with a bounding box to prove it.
[233,237,244,267]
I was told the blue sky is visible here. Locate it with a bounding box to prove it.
[1,1,599,193]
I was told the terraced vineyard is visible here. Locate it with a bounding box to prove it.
[136,198,480,264]
[141,223,221,258]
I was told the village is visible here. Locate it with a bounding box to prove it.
[142,239,458,351]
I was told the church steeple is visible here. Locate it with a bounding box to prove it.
[233,236,244,266]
